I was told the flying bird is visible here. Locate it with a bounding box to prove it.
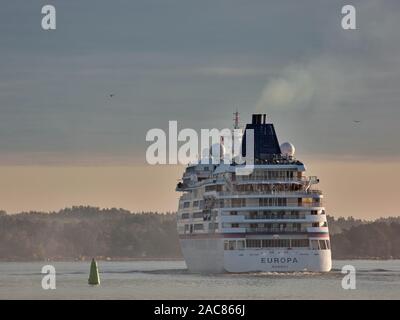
[109,93,115,98]
[353,120,361,123]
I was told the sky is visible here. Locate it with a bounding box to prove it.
[0,0,399,218]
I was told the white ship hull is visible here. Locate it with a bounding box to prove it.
[180,238,332,273]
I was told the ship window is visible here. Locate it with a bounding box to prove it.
[246,239,261,248]
[232,199,246,207]
[319,240,328,250]
[291,239,309,247]
[205,185,216,192]
[199,200,204,209]
[237,240,245,250]
[251,239,309,248]
[277,240,288,247]
[209,222,218,231]
[193,201,199,207]
[184,224,189,231]
[231,223,239,228]
[259,198,287,206]
[326,240,331,250]
[293,223,301,231]
[229,241,236,250]
[261,239,268,247]
[193,212,203,219]
[311,240,319,250]
[183,202,190,208]
[283,239,290,247]
[181,213,190,219]
[224,241,229,250]
[303,198,313,204]
[193,223,204,231]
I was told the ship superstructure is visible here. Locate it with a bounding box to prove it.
[176,114,331,273]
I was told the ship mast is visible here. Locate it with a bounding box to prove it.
[233,110,240,129]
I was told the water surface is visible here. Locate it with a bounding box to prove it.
[0,260,399,299]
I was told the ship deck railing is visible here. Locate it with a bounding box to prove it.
[217,202,323,209]
[216,190,322,196]
[234,177,314,185]
[244,214,307,220]
[245,228,308,233]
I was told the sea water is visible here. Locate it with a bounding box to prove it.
[0,260,399,299]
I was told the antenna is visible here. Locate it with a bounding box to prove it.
[233,109,240,129]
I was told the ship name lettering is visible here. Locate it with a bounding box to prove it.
[261,257,298,264]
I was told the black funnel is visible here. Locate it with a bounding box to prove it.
[242,114,281,161]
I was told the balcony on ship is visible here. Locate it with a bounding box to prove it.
[220,216,328,234]
[220,224,328,234]
[219,225,308,234]
[216,190,323,197]
[235,176,309,183]
[245,227,308,233]
[218,202,324,210]
[220,213,326,224]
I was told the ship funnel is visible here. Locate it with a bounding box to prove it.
[251,114,267,124]
[242,114,281,161]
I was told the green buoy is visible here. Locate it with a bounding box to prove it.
[88,258,100,285]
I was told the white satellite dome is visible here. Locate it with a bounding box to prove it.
[280,142,295,156]
[209,143,226,160]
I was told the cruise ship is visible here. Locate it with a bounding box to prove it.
[176,113,331,273]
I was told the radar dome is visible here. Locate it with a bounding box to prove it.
[280,142,295,156]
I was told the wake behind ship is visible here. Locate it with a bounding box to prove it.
[176,114,332,273]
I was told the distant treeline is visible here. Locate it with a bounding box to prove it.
[1,207,400,261]
[0,207,181,261]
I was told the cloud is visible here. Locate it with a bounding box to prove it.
[255,66,315,112]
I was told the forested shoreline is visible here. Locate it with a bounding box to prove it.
[1,206,399,261]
